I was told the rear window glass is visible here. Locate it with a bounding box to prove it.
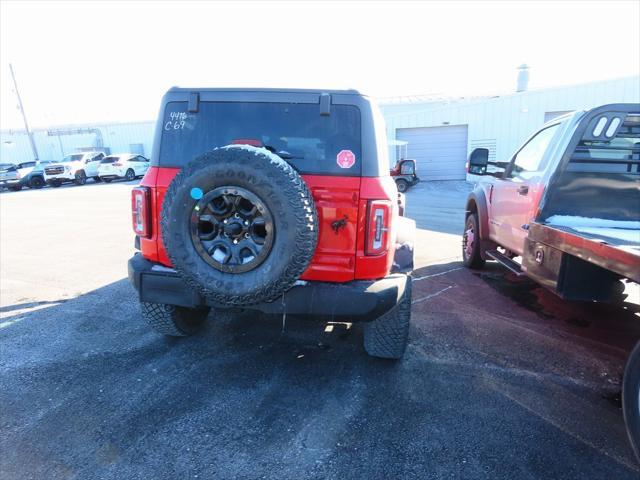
[569,114,640,174]
[159,101,362,175]
[100,157,117,164]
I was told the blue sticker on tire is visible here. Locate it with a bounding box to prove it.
[190,187,203,200]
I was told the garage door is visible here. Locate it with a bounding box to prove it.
[396,125,468,181]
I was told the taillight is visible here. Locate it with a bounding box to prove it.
[131,187,151,237]
[365,200,392,255]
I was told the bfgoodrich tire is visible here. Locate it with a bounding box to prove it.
[141,302,210,336]
[623,341,640,461]
[364,276,412,359]
[161,145,318,307]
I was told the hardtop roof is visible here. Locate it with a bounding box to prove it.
[166,86,366,96]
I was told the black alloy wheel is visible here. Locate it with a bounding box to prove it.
[29,176,45,189]
[74,170,87,185]
[191,186,274,274]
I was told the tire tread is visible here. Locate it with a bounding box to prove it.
[364,276,412,359]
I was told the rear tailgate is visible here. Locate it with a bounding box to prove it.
[151,96,364,281]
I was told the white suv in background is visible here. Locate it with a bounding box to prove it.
[44,151,106,187]
[97,154,150,182]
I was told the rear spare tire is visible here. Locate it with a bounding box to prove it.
[161,145,318,306]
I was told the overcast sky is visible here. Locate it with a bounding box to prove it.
[1,0,639,129]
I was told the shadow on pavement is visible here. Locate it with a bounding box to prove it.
[1,275,638,479]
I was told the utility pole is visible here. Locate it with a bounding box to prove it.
[9,63,39,161]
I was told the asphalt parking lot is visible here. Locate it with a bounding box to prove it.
[1,180,639,479]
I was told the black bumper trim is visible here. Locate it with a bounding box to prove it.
[128,254,408,321]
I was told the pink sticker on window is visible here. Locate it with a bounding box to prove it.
[336,150,356,169]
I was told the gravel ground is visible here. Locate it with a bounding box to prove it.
[1,180,639,479]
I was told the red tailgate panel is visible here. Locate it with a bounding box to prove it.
[299,175,360,282]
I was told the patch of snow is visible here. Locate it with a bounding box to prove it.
[569,227,640,244]
[221,144,290,169]
[546,215,640,230]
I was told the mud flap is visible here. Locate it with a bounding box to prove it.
[392,216,415,274]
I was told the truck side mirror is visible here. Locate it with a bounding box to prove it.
[468,148,489,175]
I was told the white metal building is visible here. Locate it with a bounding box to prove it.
[1,121,155,164]
[380,75,640,181]
[2,76,638,182]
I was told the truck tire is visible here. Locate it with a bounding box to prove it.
[396,178,409,193]
[74,170,87,186]
[623,341,640,461]
[29,176,45,189]
[141,302,210,336]
[463,212,485,269]
[364,276,412,359]
[93,176,102,183]
[125,169,136,181]
[161,145,318,307]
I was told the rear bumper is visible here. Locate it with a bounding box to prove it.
[128,253,408,321]
[98,168,125,178]
[0,178,23,187]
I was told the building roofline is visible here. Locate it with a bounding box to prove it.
[377,75,640,106]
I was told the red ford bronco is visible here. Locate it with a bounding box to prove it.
[128,88,416,359]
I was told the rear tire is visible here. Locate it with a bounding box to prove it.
[463,212,485,269]
[50,180,63,188]
[140,302,210,336]
[29,176,45,189]
[623,341,640,462]
[396,179,409,193]
[125,169,135,181]
[93,176,102,183]
[74,170,87,186]
[364,276,412,359]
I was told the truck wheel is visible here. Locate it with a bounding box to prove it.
[364,276,412,359]
[29,176,45,189]
[93,176,102,183]
[141,302,210,336]
[50,179,63,188]
[125,169,136,181]
[462,212,485,269]
[396,179,409,193]
[161,145,318,307]
[74,170,87,185]
[623,341,640,461]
